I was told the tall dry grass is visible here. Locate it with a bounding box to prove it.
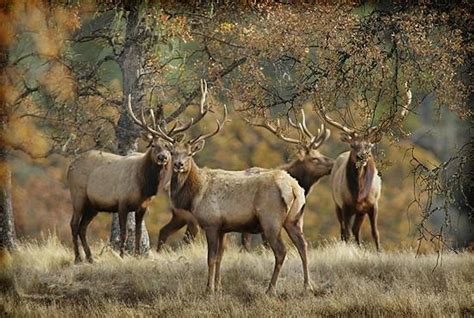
[0,237,473,317]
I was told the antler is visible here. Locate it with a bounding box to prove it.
[295,109,331,149]
[315,99,356,136]
[367,82,412,138]
[127,94,175,142]
[244,113,302,145]
[189,104,228,145]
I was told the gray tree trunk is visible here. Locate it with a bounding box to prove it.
[109,4,150,254]
[0,44,15,251]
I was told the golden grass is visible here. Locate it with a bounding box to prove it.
[0,237,473,317]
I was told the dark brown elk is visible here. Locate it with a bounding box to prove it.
[317,84,412,252]
[140,103,309,294]
[67,96,190,263]
[241,110,334,250]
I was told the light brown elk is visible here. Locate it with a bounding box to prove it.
[317,84,412,252]
[241,110,334,250]
[67,96,190,263]
[139,102,309,294]
[156,110,334,252]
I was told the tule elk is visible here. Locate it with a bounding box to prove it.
[241,109,334,250]
[317,83,412,252]
[132,93,310,294]
[67,96,190,263]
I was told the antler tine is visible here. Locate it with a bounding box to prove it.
[149,109,157,130]
[368,82,412,137]
[190,104,228,145]
[154,123,175,143]
[127,94,169,140]
[243,109,303,145]
[166,79,209,137]
[299,109,315,140]
[315,100,355,135]
[309,123,331,149]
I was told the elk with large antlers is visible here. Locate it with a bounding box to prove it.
[145,93,308,294]
[66,94,192,263]
[316,83,412,252]
[241,109,334,250]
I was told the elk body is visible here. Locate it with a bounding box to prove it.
[318,84,412,251]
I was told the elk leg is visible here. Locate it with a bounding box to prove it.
[368,205,380,252]
[78,208,98,263]
[134,207,146,256]
[352,213,366,246]
[335,206,345,241]
[341,207,352,242]
[183,217,199,244]
[205,229,219,293]
[284,220,312,291]
[264,228,286,294]
[70,204,83,264]
[157,212,187,252]
[214,232,226,290]
[118,206,128,258]
[241,233,252,252]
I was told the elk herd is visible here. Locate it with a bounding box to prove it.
[67,80,412,294]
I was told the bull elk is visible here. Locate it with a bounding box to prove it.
[156,109,334,252]
[135,97,309,294]
[67,96,189,263]
[317,84,412,252]
[241,109,334,250]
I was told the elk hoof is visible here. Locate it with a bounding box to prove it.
[206,286,215,294]
[265,286,276,295]
[74,257,82,265]
[86,256,94,264]
[304,282,314,293]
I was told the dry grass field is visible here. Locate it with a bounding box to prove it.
[0,237,473,317]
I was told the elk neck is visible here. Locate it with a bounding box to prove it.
[346,150,376,203]
[280,160,320,196]
[170,159,202,211]
[139,149,166,198]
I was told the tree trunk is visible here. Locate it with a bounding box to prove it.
[0,44,15,251]
[109,4,150,254]
[0,142,15,251]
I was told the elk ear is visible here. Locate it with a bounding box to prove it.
[190,140,205,155]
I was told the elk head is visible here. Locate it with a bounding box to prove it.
[127,94,191,166]
[149,80,228,174]
[246,109,334,176]
[316,83,412,168]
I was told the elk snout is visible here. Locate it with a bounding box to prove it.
[173,161,185,173]
[157,154,168,164]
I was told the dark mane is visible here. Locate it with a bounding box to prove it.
[359,157,375,201]
[139,149,164,197]
[346,153,360,202]
[282,161,323,196]
[170,160,202,211]
[346,153,376,203]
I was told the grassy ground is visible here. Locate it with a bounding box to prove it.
[0,237,473,317]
